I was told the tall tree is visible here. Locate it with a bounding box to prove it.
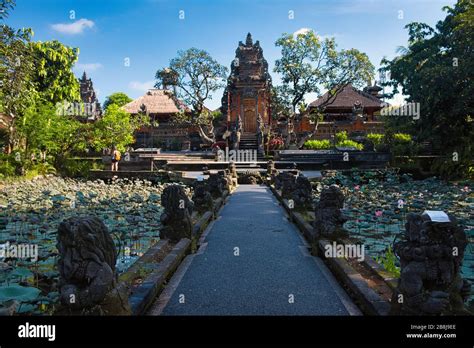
[103,92,132,111]
[30,40,81,104]
[273,30,374,148]
[0,0,15,20]
[155,48,228,143]
[0,24,36,153]
[379,0,473,178]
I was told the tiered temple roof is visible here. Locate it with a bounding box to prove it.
[79,71,102,119]
[221,33,272,116]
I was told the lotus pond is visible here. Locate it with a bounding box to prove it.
[0,176,191,315]
[318,170,474,308]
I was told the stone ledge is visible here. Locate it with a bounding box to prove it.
[128,238,191,315]
[268,183,392,315]
[193,211,213,237]
[118,239,169,284]
[319,239,391,316]
[125,189,231,315]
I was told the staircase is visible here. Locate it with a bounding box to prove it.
[239,133,265,162]
[239,133,258,151]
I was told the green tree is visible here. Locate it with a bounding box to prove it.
[155,48,228,143]
[273,30,375,148]
[0,0,16,20]
[103,92,133,111]
[30,40,81,104]
[0,25,36,153]
[270,86,292,121]
[16,102,87,166]
[92,104,149,152]
[379,0,473,179]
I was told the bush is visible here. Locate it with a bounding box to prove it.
[393,133,412,143]
[337,139,364,150]
[391,133,414,156]
[32,162,57,176]
[335,130,349,144]
[0,160,16,178]
[0,154,19,178]
[304,133,364,150]
[304,139,331,149]
[366,133,384,146]
[269,137,284,150]
[60,159,93,178]
[375,245,400,277]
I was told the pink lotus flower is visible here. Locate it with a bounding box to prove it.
[462,186,469,192]
[375,210,383,217]
[354,185,360,191]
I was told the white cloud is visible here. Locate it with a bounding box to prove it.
[51,18,95,35]
[129,80,155,92]
[293,28,313,36]
[293,28,340,41]
[74,63,103,72]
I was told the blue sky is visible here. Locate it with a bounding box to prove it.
[7,0,456,109]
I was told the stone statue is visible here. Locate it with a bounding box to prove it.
[230,128,241,151]
[160,185,193,242]
[267,160,277,177]
[292,175,313,210]
[192,181,213,213]
[218,170,232,192]
[314,185,348,239]
[238,171,262,185]
[228,161,238,187]
[208,173,225,198]
[352,100,363,120]
[229,161,237,179]
[57,216,130,314]
[257,113,265,155]
[391,212,472,315]
[237,114,243,133]
[274,171,312,209]
[274,171,294,192]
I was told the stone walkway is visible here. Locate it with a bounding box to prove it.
[149,185,360,315]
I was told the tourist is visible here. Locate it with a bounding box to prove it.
[111,146,121,171]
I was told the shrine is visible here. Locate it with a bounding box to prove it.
[221,33,272,134]
[78,71,103,120]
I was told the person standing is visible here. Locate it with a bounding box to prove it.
[111,146,121,171]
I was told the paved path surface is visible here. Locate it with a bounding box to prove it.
[150,185,359,316]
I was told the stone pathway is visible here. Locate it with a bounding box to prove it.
[149,185,360,315]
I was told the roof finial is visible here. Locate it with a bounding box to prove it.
[82,71,87,80]
[246,32,253,46]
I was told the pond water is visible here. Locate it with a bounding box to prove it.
[0,176,190,315]
[318,170,474,309]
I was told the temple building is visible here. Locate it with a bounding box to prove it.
[78,72,102,120]
[221,33,272,133]
[122,89,194,150]
[298,83,385,139]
